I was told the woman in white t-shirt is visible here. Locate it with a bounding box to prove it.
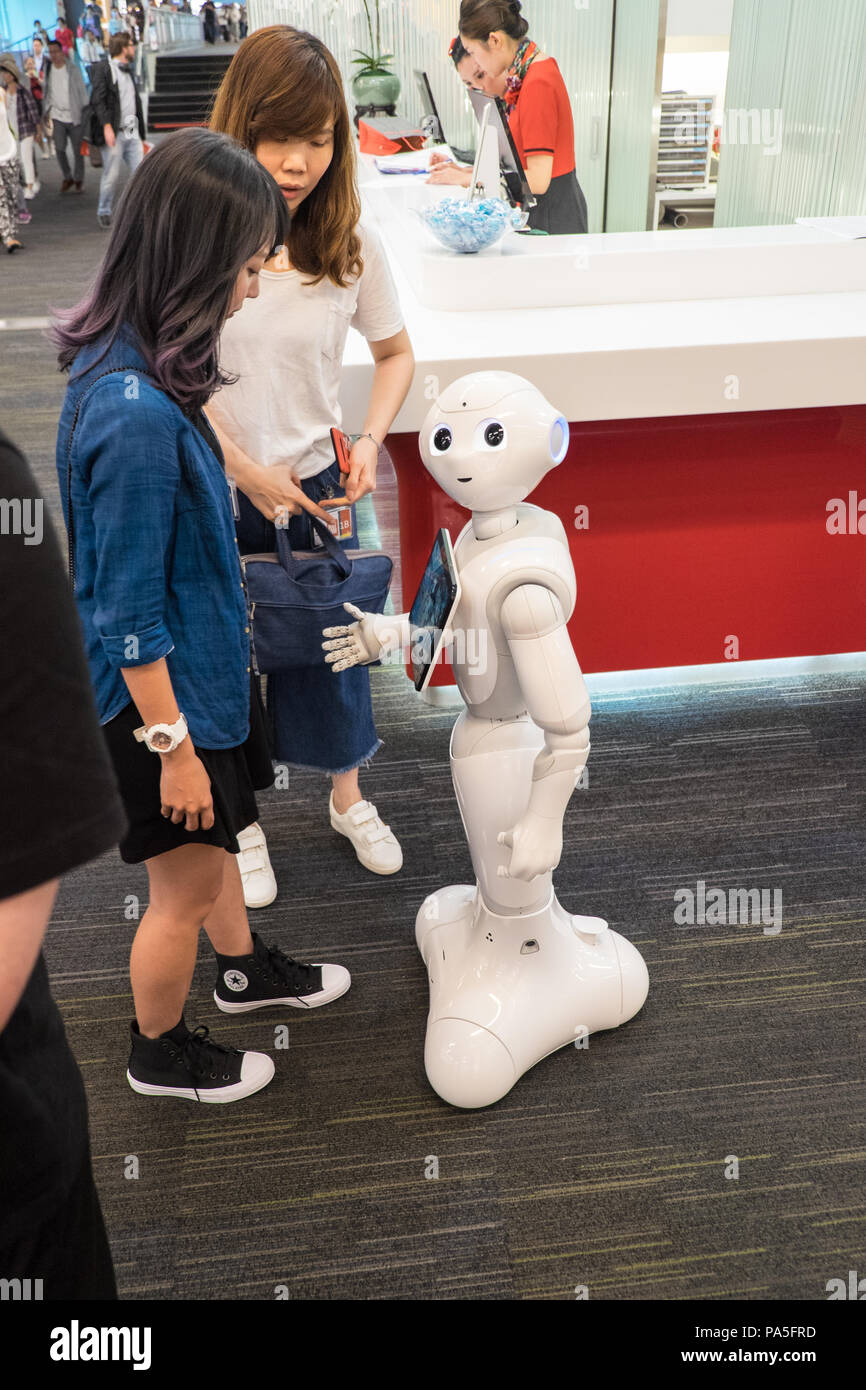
[208,26,414,901]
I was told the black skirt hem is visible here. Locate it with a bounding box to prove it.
[101,675,273,864]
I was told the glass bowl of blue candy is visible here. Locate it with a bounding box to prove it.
[416,196,520,254]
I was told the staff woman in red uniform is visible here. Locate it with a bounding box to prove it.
[458,0,588,235]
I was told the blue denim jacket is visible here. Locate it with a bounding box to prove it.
[55,327,252,749]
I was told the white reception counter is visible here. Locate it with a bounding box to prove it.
[341,149,866,679]
[339,151,866,430]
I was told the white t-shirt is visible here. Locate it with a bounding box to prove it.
[0,89,17,162]
[50,64,72,123]
[212,219,404,480]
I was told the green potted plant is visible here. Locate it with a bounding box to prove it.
[350,0,400,108]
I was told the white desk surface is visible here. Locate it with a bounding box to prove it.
[338,151,866,430]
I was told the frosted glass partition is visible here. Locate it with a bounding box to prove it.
[248,0,621,232]
[604,0,667,232]
[715,0,866,226]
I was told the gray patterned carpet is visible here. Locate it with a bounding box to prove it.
[2,150,865,1301]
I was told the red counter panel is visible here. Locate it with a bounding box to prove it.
[387,406,866,679]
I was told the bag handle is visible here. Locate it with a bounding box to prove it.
[275,514,353,580]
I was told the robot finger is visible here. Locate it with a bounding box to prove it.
[322,636,351,650]
[343,602,365,620]
[496,864,510,878]
[322,625,353,638]
[497,830,514,848]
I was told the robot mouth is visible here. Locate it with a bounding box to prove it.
[457,476,473,482]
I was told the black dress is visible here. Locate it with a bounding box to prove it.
[100,410,274,864]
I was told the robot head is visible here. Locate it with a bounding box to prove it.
[419,372,569,511]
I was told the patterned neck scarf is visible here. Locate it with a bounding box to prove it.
[504,37,541,110]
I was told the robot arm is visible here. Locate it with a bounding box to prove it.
[497,584,592,880]
[322,604,412,671]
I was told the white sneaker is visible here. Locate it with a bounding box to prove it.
[235,822,277,908]
[24,180,40,199]
[330,793,403,875]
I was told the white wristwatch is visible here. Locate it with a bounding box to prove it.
[133,713,189,754]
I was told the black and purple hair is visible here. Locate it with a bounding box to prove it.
[52,127,289,413]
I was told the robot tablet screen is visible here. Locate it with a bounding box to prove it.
[409,528,461,692]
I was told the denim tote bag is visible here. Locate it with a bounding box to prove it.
[242,516,392,672]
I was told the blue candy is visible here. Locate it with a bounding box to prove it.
[416,197,515,254]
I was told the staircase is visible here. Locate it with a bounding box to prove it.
[147,53,234,131]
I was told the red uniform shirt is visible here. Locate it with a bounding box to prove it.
[507,57,575,179]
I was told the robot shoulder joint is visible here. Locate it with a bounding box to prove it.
[500,583,566,641]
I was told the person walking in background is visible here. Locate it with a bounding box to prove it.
[28,36,51,157]
[91,31,146,228]
[86,4,106,54]
[53,128,351,1104]
[31,33,47,84]
[0,56,41,200]
[202,0,217,45]
[24,53,43,106]
[0,426,125,1300]
[209,27,414,899]
[129,2,146,44]
[42,36,88,192]
[0,77,23,251]
[55,13,76,56]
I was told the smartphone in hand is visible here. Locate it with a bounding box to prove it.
[330,426,352,474]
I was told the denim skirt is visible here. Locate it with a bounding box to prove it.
[236,463,381,775]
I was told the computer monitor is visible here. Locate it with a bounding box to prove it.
[414,69,475,164]
[466,89,536,211]
[414,70,444,143]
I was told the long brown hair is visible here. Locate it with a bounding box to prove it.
[52,128,288,412]
[209,26,362,290]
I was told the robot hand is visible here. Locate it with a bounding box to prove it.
[322,604,408,672]
[497,812,563,881]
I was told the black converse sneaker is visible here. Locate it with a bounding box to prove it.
[126,1017,274,1102]
[214,932,351,1012]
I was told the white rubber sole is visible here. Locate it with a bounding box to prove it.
[242,884,278,909]
[330,820,403,876]
[213,964,351,1012]
[126,1053,275,1103]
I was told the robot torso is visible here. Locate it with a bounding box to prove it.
[450,503,576,718]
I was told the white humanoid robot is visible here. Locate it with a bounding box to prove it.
[323,372,649,1108]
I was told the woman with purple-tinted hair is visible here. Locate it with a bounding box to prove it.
[53,128,352,1106]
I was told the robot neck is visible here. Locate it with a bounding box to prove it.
[471,507,519,540]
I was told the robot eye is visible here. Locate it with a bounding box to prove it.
[431,425,452,453]
[474,418,507,450]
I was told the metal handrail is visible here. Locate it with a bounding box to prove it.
[0,23,58,55]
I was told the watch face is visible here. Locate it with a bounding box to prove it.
[150,731,172,751]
